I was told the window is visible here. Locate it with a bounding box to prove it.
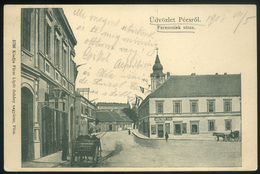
[224,99,232,112]
[54,37,60,68]
[45,24,51,58]
[63,102,65,111]
[45,62,50,74]
[151,125,156,135]
[85,108,89,115]
[208,120,215,131]
[62,46,67,75]
[207,100,215,113]
[190,100,198,113]
[55,101,58,109]
[156,102,164,114]
[190,121,199,134]
[55,71,59,81]
[81,106,84,114]
[173,101,181,114]
[62,78,66,87]
[182,123,187,134]
[174,123,182,135]
[21,9,32,51]
[45,93,49,102]
[225,119,232,131]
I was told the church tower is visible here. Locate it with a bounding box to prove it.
[150,48,165,91]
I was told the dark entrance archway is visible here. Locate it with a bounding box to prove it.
[21,87,34,161]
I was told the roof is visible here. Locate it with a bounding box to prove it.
[153,54,163,72]
[97,102,128,108]
[140,74,241,108]
[96,111,132,123]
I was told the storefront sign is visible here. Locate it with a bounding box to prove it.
[154,117,172,122]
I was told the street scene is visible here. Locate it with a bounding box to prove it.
[23,130,241,168]
[17,6,255,169]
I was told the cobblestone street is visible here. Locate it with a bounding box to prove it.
[22,130,241,168]
[96,130,241,167]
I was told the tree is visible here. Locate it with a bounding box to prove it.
[122,108,138,129]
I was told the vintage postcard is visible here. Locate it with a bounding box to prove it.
[4,5,257,171]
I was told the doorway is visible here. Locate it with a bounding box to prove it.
[158,124,164,138]
[165,123,170,134]
[21,87,34,161]
[109,124,112,131]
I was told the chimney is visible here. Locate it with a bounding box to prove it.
[167,72,170,79]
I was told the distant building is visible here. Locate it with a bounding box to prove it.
[21,8,77,161]
[75,92,97,137]
[97,102,129,116]
[96,111,132,131]
[138,52,241,138]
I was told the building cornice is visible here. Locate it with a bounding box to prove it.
[53,8,77,46]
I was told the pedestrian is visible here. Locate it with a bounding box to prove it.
[165,132,169,142]
[128,129,131,135]
[62,130,69,161]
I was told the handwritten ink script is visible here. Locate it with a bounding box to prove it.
[70,8,154,102]
[205,10,256,33]
[150,10,256,34]
[67,7,256,102]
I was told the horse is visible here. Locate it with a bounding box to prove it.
[213,132,226,141]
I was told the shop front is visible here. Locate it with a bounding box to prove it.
[39,102,68,157]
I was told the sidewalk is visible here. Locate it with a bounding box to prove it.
[22,132,106,168]
[22,151,70,168]
[132,129,216,141]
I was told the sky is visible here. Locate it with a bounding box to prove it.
[63,5,256,103]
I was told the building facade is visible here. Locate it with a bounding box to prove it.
[21,8,77,161]
[96,102,133,131]
[96,111,132,132]
[138,53,241,138]
[75,92,97,137]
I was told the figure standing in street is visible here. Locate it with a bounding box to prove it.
[165,132,169,142]
[128,129,131,135]
[62,130,69,161]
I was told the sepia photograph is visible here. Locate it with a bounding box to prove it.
[4,5,257,171]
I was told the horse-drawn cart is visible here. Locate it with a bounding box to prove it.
[71,135,101,167]
[213,130,240,142]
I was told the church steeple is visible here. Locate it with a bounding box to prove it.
[150,48,165,91]
[153,48,163,73]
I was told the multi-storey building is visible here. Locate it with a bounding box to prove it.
[75,91,97,137]
[138,53,241,138]
[21,8,77,161]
